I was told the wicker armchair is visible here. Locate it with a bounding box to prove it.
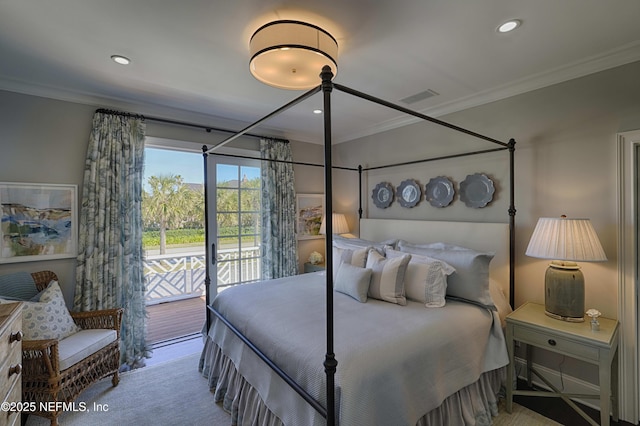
[21,271,123,426]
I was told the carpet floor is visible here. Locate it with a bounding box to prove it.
[25,353,560,426]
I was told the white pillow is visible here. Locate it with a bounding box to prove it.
[21,280,80,340]
[366,249,411,305]
[397,241,494,307]
[334,263,372,303]
[332,234,396,254]
[332,246,370,280]
[386,249,455,307]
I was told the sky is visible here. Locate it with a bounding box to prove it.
[144,148,203,185]
[143,147,260,188]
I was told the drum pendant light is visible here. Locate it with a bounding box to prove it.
[249,20,338,90]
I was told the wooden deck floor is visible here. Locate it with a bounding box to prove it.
[146,296,206,345]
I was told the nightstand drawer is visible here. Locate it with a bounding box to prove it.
[513,326,599,362]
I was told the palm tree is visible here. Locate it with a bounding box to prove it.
[143,174,194,254]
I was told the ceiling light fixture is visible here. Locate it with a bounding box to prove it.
[497,19,521,33]
[110,55,131,65]
[249,20,338,90]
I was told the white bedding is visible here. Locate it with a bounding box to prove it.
[207,271,509,426]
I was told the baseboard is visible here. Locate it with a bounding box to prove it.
[513,356,601,412]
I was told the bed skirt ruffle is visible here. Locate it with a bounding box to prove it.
[199,334,505,426]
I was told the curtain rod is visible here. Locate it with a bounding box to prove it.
[94,108,288,143]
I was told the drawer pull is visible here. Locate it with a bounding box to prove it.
[9,364,22,376]
[9,330,23,343]
[548,339,557,346]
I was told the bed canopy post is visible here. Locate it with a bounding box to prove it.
[202,145,212,331]
[508,138,517,308]
[321,65,338,426]
[358,165,363,219]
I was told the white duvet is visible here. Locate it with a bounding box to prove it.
[208,272,508,426]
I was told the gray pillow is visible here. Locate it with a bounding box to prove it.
[0,271,39,301]
[397,241,495,307]
[334,263,372,303]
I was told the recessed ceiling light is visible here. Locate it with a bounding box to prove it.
[497,20,521,33]
[313,109,323,114]
[111,55,131,65]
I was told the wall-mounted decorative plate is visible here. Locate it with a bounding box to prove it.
[397,179,422,208]
[459,173,495,208]
[372,182,394,208]
[425,176,454,207]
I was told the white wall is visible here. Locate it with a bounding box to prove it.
[333,59,640,386]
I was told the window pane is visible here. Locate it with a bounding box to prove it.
[240,188,260,211]
[240,213,260,235]
[217,188,238,211]
[217,164,238,187]
[240,166,261,188]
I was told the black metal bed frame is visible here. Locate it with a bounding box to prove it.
[203,65,516,425]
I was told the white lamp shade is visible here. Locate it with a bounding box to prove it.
[525,217,607,262]
[319,213,349,235]
[249,20,338,90]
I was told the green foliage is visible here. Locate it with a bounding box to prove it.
[141,174,261,251]
[143,228,205,248]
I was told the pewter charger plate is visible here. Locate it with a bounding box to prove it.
[425,176,454,208]
[397,179,421,208]
[459,173,495,208]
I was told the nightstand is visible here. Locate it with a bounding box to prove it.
[304,262,325,273]
[505,302,619,426]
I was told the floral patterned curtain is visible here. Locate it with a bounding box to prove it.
[260,138,298,279]
[74,111,150,368]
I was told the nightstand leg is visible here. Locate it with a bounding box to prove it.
[611,347,619,422]
[505,324,514,413]
[599,355,611,426]
[526,343,533,387]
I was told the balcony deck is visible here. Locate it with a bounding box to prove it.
[146,296,206,345]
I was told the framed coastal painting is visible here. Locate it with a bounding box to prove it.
[0,182,77,263]
[296,193,324,240]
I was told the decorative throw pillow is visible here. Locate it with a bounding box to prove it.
[332,246,370,280]
[397,241,495,307]
[366,249,411,305]
[21,280,80,340]
[386,249,455,307]
[334,263,372,303]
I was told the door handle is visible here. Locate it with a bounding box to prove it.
[211,243,216,265]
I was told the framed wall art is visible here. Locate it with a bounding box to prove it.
[296,193,324,240]
[0,182,78,263]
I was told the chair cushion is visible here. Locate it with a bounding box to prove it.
[58,329,118,371]
[0,272,38,300]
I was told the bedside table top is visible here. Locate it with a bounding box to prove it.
[507,302,618,348]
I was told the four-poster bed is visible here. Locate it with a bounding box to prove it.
[200,66,516,425]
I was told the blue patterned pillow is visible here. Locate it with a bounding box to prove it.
[0,272,38,301]
[21,281,80,340]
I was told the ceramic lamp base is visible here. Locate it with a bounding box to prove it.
[544,261,585,322]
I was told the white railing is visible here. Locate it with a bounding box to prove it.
[144,246,260,304]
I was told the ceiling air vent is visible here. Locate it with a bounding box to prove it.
[400,89,439,105]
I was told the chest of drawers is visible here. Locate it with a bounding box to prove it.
[0,303,23,426]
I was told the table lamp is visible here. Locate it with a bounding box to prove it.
[319,213,350,235]
[525,216,607,322]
